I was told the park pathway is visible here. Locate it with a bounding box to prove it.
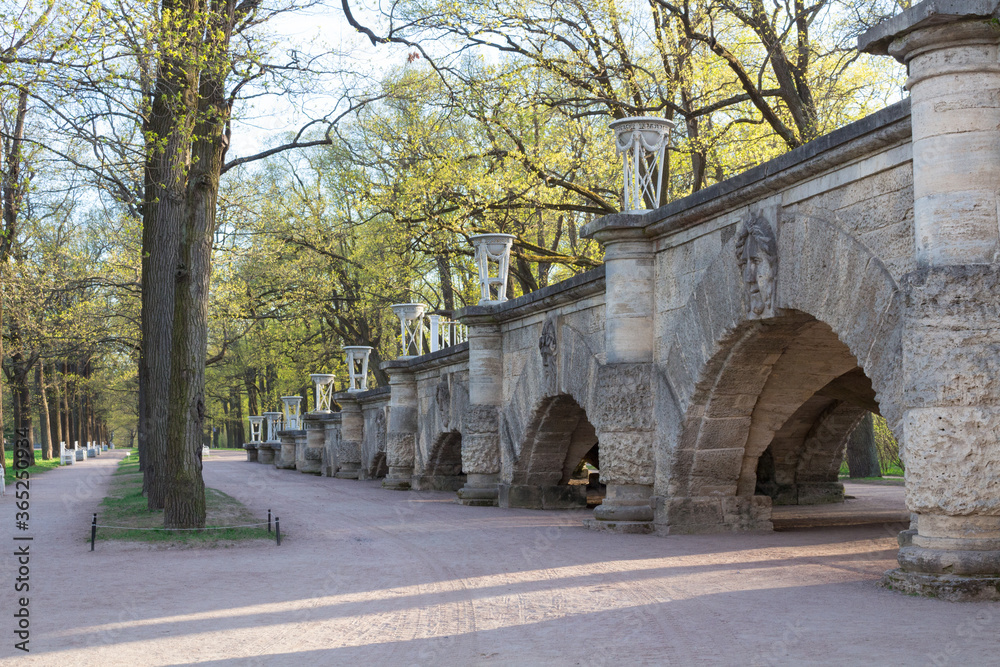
[0,451,996,666]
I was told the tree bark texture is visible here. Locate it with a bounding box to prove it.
[140,0,200,510]
[165,0,241,527]
[35,363,52,459]
[846,412,881,478]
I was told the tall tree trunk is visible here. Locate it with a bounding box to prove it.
[244,367,259,416]
[165,0,239,528]
[141,0,199,511]
[11,357,34,466]
[35,363,52,459]
[231,385,244,446]
[436,255,455,311]
[62,363,73,447]
[846,412,881,478]
[1,87,29,466]
[49,363,63,452]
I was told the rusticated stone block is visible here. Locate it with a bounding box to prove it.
[597,432,653,486]
[386,432,415,468]
[592,364,653,431]
[464,404,499,435]
[903,407,1000,516]
[462,432,500,474]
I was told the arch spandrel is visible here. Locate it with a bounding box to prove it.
[656,212,905,533]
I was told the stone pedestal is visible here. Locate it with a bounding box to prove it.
[276,431,300,470]
[334,396,362,479]
[585,484,655,534]
[257,442,276,465]
[457,473,501,507]
[323,414,341,477]
[382,370,417,491]
[244,443,258,463]
[457,319,502,506]
[300,413,330,475]
[294,431,309,472]
[860,3,1000,600]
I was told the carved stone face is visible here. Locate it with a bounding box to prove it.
[735,213,777,317]
[740,239,773,315]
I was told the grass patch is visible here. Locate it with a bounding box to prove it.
[95,454,274,545]
[4,450,61,485]
[838,460,905,477]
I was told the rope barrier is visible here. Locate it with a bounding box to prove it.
[93,521,271,531]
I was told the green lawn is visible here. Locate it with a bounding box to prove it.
[94,455,274,545]
[4,449,61,486]
[838,460,905,478]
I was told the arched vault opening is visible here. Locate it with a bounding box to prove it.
[413,431,465,491]
[500,394,598,509]
[668,311,903,533]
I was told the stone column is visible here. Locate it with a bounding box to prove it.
[322,413,341,477]
[382,368,417,490]
[861,3,1000,600]
[589,226,657,533]
[335,394,362,479]
[276,430,300,470]
[298,414,325,475]
[244,442,258,463]
[457,315,503,506]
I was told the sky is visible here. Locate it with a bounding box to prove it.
[226,0,405,161]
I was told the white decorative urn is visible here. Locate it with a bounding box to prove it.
[390,303,427,358]
[281,396,302,430]
[310,373,336,412]
[248,416,265,443]
[609,117,675,212]
[262,412,283,441]
[343,346,374,392]
[470,233,516,305]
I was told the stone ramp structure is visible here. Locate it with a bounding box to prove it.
[252,2,1000,601]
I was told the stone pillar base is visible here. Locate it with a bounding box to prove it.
[881,569,1000,602]
[582,518,653,534]
[244,445,258,463]
[411,474,466,492]
[298,448,322,475]
[588,484,654,533]
[257,445,275,465]
[499,483,587,510]
[881,515,1000,601]
[653,494,773,534]
[383,466,413,490]
[458,473,499,506]
[334,462,360,479]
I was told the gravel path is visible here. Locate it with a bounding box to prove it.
[1,451,996,666]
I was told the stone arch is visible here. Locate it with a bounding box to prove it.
[499,394,598,509]
[657,212,904,533]
[412,430,466,491]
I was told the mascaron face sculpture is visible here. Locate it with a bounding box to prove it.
[735,212,777,317]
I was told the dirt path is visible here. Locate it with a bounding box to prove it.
[1,451,996,666]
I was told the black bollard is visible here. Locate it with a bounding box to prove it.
[268,508,272,533]
[90,513,97,551]
[275,517,281,546]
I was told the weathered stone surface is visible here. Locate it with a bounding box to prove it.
[903,407,1000,515]
[598,432,653,486]
[311,8,1000,601]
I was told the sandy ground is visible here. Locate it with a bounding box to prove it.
[0,451,996,666]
